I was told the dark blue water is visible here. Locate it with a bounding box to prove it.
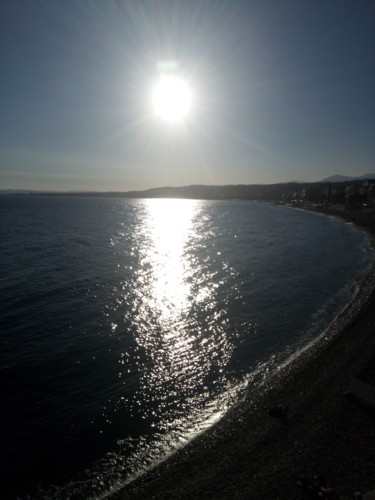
[0,195,373,498]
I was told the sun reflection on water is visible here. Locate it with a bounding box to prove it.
[144,198,194,325]
[123,198,235,432]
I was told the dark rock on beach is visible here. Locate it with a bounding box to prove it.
[111,207,375,500]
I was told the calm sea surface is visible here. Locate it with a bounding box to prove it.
[0,195,373,498]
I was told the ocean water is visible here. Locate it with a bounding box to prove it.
[0,195,373,498]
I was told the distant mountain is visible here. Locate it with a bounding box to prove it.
[320,174,375,182]
[0,189,37,195]
[0,183,311,201]
[2,176,374,200]
[0,189,91,195]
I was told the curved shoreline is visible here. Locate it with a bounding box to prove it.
[111,207,375,499]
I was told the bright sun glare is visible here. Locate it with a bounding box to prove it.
[152,76,192,122]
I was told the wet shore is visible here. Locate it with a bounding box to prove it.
[111,207,375,500]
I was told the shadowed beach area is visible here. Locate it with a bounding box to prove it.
[111,207,375,500]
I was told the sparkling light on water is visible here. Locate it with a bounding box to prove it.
[144,198,194,324]
[121,199,235,433]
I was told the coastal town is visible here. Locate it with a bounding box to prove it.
[281,178,375,208]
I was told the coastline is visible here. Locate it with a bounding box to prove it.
[110,207,375,500]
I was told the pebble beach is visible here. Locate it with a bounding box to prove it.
[111,207,375,500]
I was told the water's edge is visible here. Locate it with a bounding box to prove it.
[107,206,375,499]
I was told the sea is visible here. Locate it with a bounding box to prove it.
[0,195,373,499]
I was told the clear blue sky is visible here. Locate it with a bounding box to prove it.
[1,0,374,191]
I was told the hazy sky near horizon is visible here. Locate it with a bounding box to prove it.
[1,0,374,191]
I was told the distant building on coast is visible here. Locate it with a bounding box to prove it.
[282,178,375,209]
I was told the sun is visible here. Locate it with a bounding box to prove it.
[152,76,192,122]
